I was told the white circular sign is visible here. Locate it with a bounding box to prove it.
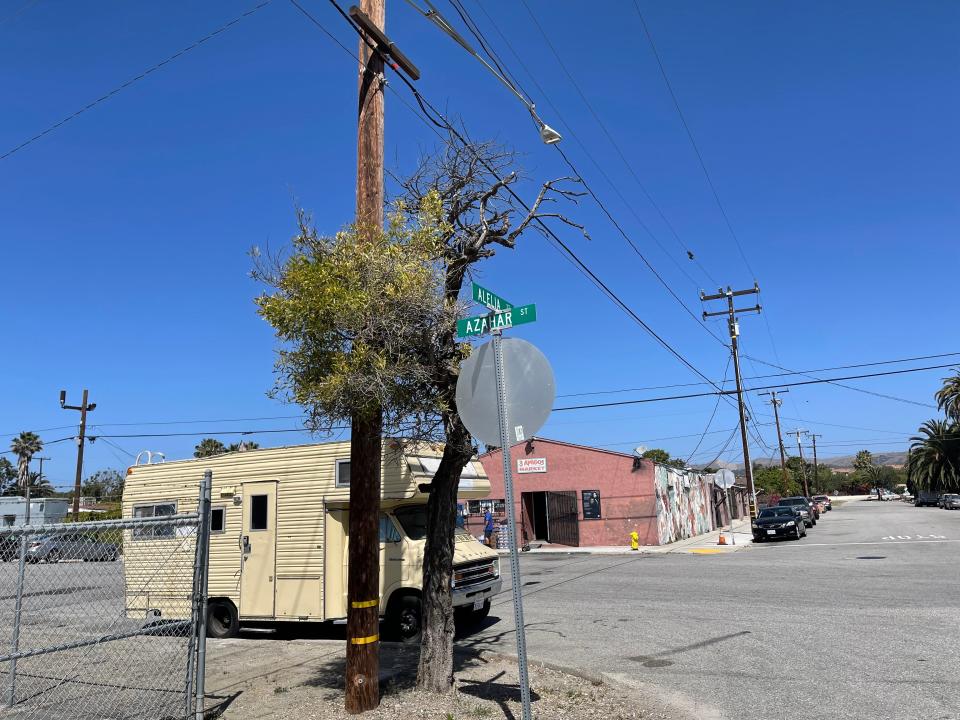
[713,469,737,489]
[455,337,555,448]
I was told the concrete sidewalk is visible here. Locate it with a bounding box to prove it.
[498,518,754,556]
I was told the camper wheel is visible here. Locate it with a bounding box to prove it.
[207,599,239,639]
[387,593,422,643]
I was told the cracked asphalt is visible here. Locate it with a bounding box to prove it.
[474,498,960,720]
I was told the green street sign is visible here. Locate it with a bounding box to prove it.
[473,283,513,312]
[457,304,537,338]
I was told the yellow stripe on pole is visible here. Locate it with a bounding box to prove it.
[350,634,379,645]
[351,599,379,609]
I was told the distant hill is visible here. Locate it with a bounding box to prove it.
[711,450,908,472]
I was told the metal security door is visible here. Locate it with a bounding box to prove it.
[545,491,579,547]
[240,481,277,618]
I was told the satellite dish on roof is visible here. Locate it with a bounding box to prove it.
[633,446,647,457]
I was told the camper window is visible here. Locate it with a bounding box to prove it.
[250,495,268,531]
[379,514,402,543]
[393,506,427,541]
[336,459,351,488]
[211,507,225,533]
[132,502,177,539]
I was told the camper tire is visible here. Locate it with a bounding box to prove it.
[207,599,239,639]
[387,594,422,644]
[471,599,491,622]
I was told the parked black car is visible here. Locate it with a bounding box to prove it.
[752,506,806,541]
[778,497,816,528]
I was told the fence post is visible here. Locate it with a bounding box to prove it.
[6,494,31,707]
[194,471,212,720]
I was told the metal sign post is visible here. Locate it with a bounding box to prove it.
[491,328,532,720]
[455,284,553,720]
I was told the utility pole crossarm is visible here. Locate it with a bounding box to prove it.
[700,283,764,519]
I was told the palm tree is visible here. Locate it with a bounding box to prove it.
[935,368,960,422]
[10,431,43,494]
[194,438,227,458]
[26,472,55,498]
[908,419,960,492]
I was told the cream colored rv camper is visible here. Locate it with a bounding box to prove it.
[122,440,501,640]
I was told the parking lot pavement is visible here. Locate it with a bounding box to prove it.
[476,499,960,720]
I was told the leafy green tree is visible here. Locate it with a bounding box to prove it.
[641,448,670,464]
[194,439,227,458]
[82,469,125,500]
[10,431,42,494]
[853,450,874,474]
[226,441,259,453]
[256,138,584,695]
[0,457,17,495]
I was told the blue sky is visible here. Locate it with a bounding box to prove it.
[2,1,958,491]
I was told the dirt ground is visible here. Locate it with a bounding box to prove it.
[204,638,684,720]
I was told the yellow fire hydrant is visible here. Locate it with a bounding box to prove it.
[630,531,639,551]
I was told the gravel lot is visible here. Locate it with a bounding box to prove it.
[206,640,692,720]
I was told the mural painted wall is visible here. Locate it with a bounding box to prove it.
[654,465,714,545]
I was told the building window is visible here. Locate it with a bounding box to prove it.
[133,502,177,539]
[336,459,351,488]
[2,515,14,528]
[210,507,225,534]
[582,490,601,520]
[466,499,505,515]
[250,495,268,531]
[379,514,402,543]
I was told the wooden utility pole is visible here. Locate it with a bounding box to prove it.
[61,389,95,516]
[789,429,810,497]
[702,285,761,518]
[346,0,386,713]
[809,434,822,494]
[759,389,789,487]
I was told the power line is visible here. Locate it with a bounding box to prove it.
[557,350,960,398]
[631,1,755,279]
[743,353,939,409]
[1,0,274,162]
[466,0,714,292]
[684,356,731,462]
[552,362,959,412]
[517,0,703,273]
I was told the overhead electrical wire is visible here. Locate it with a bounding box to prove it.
[742,353,938,409]
[684,355,731,463]
[301,0,735,402]
[552,362,959,412]
[516,0,708,280]
[0,0,274,162]
[557,350,960,398]
[631,0,754,278]
[466,0,713,292]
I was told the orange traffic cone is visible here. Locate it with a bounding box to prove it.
[717,532,728,546]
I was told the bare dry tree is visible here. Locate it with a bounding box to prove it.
[400,133,587,693]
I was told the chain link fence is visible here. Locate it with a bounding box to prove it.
[0,476,211,720]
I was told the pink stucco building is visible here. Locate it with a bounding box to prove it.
[465,437,747,548]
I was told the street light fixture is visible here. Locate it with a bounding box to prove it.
[403,0,562,144]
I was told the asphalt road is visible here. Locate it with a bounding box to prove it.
[473,499,960,720]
